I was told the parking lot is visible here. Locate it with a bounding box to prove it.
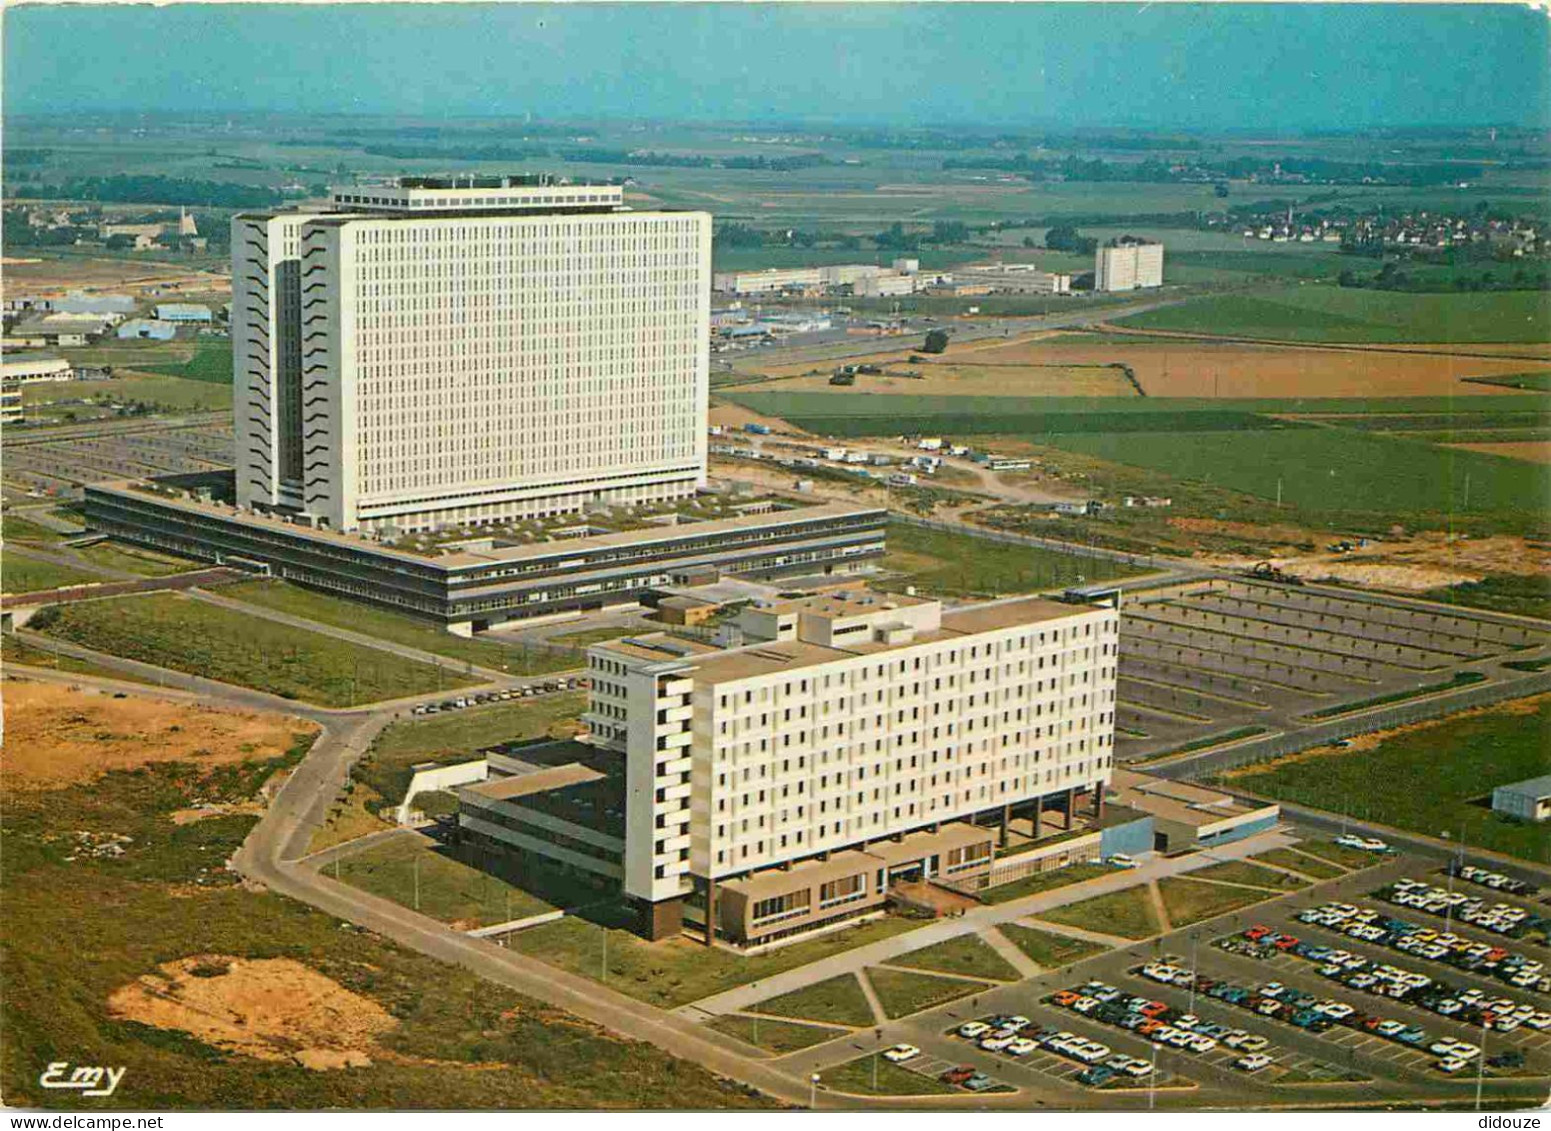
[411,675,585,716]
[1114,578,1551,759]
[4,419,232,499]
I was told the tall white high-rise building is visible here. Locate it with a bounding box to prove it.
[232,176,711,533]
[1095,236,1165,292]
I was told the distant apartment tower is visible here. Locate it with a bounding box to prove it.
[1095,236,1164,292]
[458,589,1120,941]
[232,176,711,533]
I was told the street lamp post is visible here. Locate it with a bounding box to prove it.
[810,1072,820,1109]
[1187,932,1199,1016]
[1148,1043,1158,1110]
[1476,1016,1489,1112]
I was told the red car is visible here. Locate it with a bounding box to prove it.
[940,1066,976,1086]
[1273,936,1300,951]
[1245,925,1273,941]
[1140,1001,1169,1018]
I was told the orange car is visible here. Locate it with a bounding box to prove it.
[1139,1001,1169,1018]
[1052,990,1080,1008]
[1138,1019,1164,1036]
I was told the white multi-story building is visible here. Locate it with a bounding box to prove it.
[232,176,711,533]
[1095,237,1165,292]
[550,588,1119,940]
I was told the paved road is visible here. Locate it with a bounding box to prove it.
[5,541,138,581]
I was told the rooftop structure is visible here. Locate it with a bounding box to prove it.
[1491,775,1551,823]
[1108,768,1279,849]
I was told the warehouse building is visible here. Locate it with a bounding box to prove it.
[458,586,1120,944]
[1492,776,1551,822]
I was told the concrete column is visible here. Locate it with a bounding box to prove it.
[1066,786,1077,830]
[1092,785,1105,819]
[999,803,1011,848]
[1031,793,1044,841]
[704,874,717,947]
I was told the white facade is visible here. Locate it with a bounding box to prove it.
[585,591,1120,911]
[1095,240,1165,292]
[233,180,711,532]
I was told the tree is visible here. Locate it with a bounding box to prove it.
[922,329,950,354]
[1214,182,1230,198]
[1337,269,1358,288]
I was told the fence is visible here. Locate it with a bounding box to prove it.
[1152,669,1551,783]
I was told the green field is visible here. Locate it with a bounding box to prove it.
[1,633,160,685]
[1425,574,1551,622]
[821,1055,960,1097]
[1117,286,1551,344]
[221,579,579,675]
[355,692,587,807]
[742,974,876,1027]
[997,923,1108,968]
[1222,697,1551,863]
[33,593,476,707]
[1040,427,1549,521]
[2,513,71,543]
[1186,860,1310,891]
[510,916,920,1011]
[1,737,774,1110]
[26,372,232,413]
[1247,848,1347,881]
[887,934,1021,982]
[1157,876,1279,927]
[74,540,200,577]
[334,836,554,926]
[2,553,100,593]
[706,1014,844,1054]
[978,862,1116,905]
[866,966,989,1019]
[1035,885,1161,939]
[137,341,234,385]
[883,521,1144,599]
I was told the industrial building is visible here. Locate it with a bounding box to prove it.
[456,586,1120,943]
[1492,776,1551,822]
[232,175,711,533]
[951,263,1073,295]
[1095,236,1165,292]
[84,478,886,633]
[153,302,213,323]
[1,355,73,384]
[1108,769,1280,850]
[712,258,927,297]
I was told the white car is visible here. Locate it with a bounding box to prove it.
[1108,854,1140,869]
[957,1021,991,1039]
[979,1035,1015,1053]
[883,1044,920,1063]
[1006,1038,1040,1057]
[1336,835,1367,849]
[1436,1057,1469,1074]
[1236,1053,1273,1072]
[1003,1015,1032,1031]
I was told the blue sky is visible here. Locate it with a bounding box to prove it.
[6,3,1548,129]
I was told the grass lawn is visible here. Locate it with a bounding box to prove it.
[1187,860,1311,891]
[353,693,587,807]
[1,740,775,1110]
[308,777,396,855]
[1221,697,1551,863]
[1116,286,1551,344]
[3,553,101,593]
[333,836,553,927]
[1287,840,1389,872]
[1424,574,1551,622]
[997,923,1107,968]
[30,372,232,413]
[548,625,643,648]
[882,520,1145,598]
[1157,876,1279,928]
[866,966,989,1019]
[136,341,234,385]
[2,514,70,543]
[1247,848,1347,881]
[33,593,476,707]
[706,1014,845,1054]
[887,934,1021,982]
[1,633,160,686]
[746,974,875,1028]
[511,916,921,1011]
[74,540,200,577]
[219,579,579,675]
[1036,885,1161,940]
[821,1055,961,1097]
[979,862,1115,905]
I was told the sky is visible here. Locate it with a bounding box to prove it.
[5,2,1549,130]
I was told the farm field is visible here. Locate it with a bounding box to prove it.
[23,372,231,413]
[1038,427,1550,522]
[31,593,476,707]
[749,362,1140,399]
[1445,440,1551,465]
[1220,695,1551,863]
[1116,286,1551,344]
[0,685,773,1110]
[2,552,101,593]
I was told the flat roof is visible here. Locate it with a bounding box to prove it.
[720,848,879,900]
[90,479,881,574]
[1496,775,1551,799]
[463,762,602,801]
[863,822,995,866]
[1109,768,1274,830]
[756,588,933,619]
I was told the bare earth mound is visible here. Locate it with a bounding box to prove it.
[1,679,315,791]
[107,955,398,1070]
[1443,441,1551,466]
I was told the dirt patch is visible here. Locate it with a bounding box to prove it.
[953,334,1551,399]
[1442,441,1551,465]
[1225,694,1548,776]
[0,679,316,791]
[1200,533,1551,591]
[748,362,1138,398]
[107,955,397,1069]
[707,400,808,435]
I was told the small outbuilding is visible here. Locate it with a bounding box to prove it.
[1492,776,1551,823]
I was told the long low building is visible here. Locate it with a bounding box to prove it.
[1108,769,1280,850]
[84,477,886,632]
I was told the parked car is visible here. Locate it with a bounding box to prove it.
[883,1044,920,1063]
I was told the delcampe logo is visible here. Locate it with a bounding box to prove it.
[38,1061,127,1098]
